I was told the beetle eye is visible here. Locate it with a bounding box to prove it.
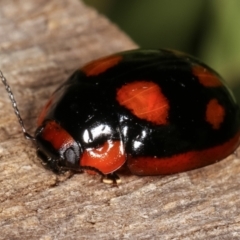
[64,148,79,167]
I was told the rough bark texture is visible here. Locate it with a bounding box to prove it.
[1,1,240,239]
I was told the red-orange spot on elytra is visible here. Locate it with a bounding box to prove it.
[81,55,122,77]
[206,99,225,130]
[37,96,54,126]
[41,120,74,150]
[192,65,222,87]
[128,132,240,175]
[117,81,169,125]
[81,140,125,175]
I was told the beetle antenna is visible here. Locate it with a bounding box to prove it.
[0,70,35,141]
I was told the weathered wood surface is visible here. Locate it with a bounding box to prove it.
[0,1,240,239]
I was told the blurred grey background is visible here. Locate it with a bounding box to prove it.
[84,0,240,104]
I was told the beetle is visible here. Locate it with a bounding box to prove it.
[1,49,240,184]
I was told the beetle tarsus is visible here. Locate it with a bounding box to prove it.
[102,172,121,185]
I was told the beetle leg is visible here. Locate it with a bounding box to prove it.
[102,172,121,185]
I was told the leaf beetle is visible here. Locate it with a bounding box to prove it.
[1,49,240,184]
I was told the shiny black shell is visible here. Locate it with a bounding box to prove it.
[35,49,240,176]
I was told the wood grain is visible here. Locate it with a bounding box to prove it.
[1,1,240,239]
